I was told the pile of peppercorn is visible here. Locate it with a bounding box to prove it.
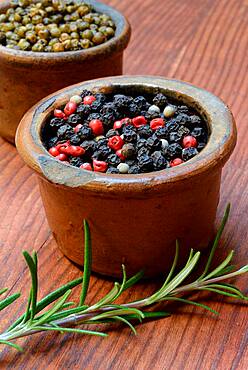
[0,0,115,52]
[43,89,208,174]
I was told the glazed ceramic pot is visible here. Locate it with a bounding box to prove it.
[16,76,237,278]
[0,0,131,144]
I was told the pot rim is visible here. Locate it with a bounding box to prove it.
[0,0,131,66]
[16,75,237,192]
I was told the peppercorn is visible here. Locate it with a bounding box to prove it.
[182,136,197,148]
[182,147,198,161]
[128,165,140,174]
[84,95,96,105]
[43,90,208,174]
[169,132,182,143]
[57,124,74,140]
[80,163,93,171]
[93,159,108,172]
[54,109,66,119]
[163,105,176,118]
[0,1,116,51]
[89,119,104,136]
[49,117,65,129]
[150,118,165,130]
[105,129,119,138]
[138,155,154,172]
[151,151,168,170]
[191,127,205,138]
[64,101,77,116]
[167,143,183,158]
[106,154,121,166]
[153,93,168,107]
[70,157,83,167]
[49,147,60,157]
[67,114,81,126]
[106,167,120,174]
[56,153,68,161]
[148,105,160,115]
[170,158,184,167]
[121,143,136,159]
[132,116,147,128]
[122,129,138,143]
[108,135,124,151]
[77,125,92,140]
[117,163,129,174]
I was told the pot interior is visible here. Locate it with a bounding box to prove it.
[40,82,211,149]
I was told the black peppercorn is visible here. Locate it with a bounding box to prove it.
[67,113,82,126]
[153,93,168,107]
[182,147,198,160]
[167,143,183,159]
[78,125,93,140]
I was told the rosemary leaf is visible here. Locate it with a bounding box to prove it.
[0,288,8,296]
[22,251,38,320]
[162,297,219,315]
[79,220,92,306]
[0,293,21,312]
[199,203,230,279]
[0,339,23,352]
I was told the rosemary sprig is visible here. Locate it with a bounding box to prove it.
[0,205,247,353]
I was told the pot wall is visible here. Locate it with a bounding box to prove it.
[38,166,221,278]
[0,52,123,143]
[0,0,131,143]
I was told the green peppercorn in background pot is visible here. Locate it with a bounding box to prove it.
[16,76,237,278]
[0,0,131,143]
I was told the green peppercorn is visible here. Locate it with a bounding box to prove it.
[78,5,91,17]
[26,31,37,44]
[70,11,79,21]
[16,26,26,37]
[92,32,106,45]
[22,16,31,25]
[26,23,35,31]
[0,0,116,52]
[80,38,91,49]
[0,15,7,23]
[62,39,72,50]
[60,33,70,42]
[14,13,22,22]
[38,29,50,40]
[105,27,115,37]
[76,21,90,31]
[81,29,93,40]
[50,27,61,37]
[32,41,45,52]
[18,0,31,7]
[52,42,64,52]
[18,38,31,50]
[59,23,70,33]
[6,8,14,17]
[83,14,93,24]
[69,23,78,33]
[2,23,15,32]
[71,31,79,40]
[48,37,59,46]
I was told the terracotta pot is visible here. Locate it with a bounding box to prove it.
[0,0,131,144]
[16,76,237,278]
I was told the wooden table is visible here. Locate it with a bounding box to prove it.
[0,0,247,368]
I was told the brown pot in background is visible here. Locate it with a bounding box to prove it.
[0,0,131,144]
[16,76,237,278]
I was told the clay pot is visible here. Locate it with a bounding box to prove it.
[16,76,237,278]
[0,0,131,144]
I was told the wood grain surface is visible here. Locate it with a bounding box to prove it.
[0,0,248,368]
